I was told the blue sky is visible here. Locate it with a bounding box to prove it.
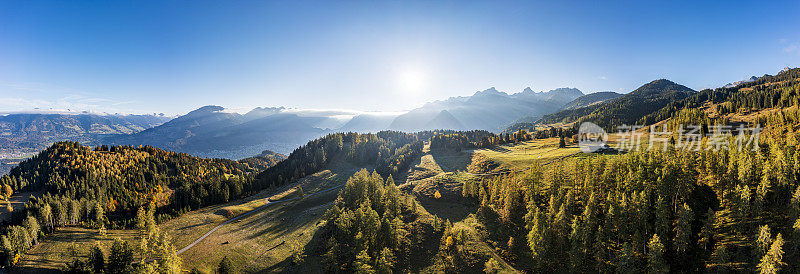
[1,0,799,115]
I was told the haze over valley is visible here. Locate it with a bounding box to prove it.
[3,85,593,160]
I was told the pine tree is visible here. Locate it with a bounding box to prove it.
[527,206,549,267]
[755,225,773,263]
[136,206,147,233]
[88,244,105,274]
[39,203,53,232]
[154,231,182,274]
[674,203,694,262]
[758,234,785,274]
[698,209,716,252]
[711,242,730,271]
[354,249,374,273]
[483,257,502,273]
[594,224,613,273]
[98,224,107,238]
[1,235,12,266]
[735,184,752,225]
[569,216,589,271]
[2,184,12,200]
[755,175,770,216]
[791,186,800,220]
[614,242,638,273]
[289,242,305,265]
[94,201,105,227]
[647,234,669,273]
[654,196,671,248]
[792,217,800,267]
[22,215,39,245]
[107,238,134,273]
[376,247,395,274]
[69,200,80,225]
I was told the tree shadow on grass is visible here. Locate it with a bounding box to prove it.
[430,150,471,172]
[177,222,211,231]
[243,192,335,241]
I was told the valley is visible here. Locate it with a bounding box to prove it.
[4,2,800,273]
[0,158,28,177]
[0,113,171,159]
[16,135,577,273]
[164,160,360,273]
[2,68,800,273]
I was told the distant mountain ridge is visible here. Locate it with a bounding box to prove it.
[105,106,327,159]
[424,110,465,130]
[3,83,588,161]
[723,76,759,88]
[339,113,399,133]
[100,86,583,159]
[512,87,584,103]
[389,87,583,132]
[0,113,169,159]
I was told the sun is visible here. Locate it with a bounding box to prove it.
[398,69,426,93]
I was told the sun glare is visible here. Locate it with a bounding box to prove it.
[399,69,425,93]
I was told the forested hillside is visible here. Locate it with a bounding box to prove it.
[539,79,695,129]
[6,142,274,222]
[561,91,623,110]
[311,169,444,273]
[239,150,287,171]
[254,131,423,189]
[442,68,800,273]
[457,138,800,272]
[641,68,800,128]
[427,128,573,151]
[0,142,277,267]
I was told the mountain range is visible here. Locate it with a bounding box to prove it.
[536,79,695,129]
[100,86,584,159]
[723,76,759,88]
[2,80,702,162]
[0,112,170,159]
[104,106,328,159]
[388,87,583,132]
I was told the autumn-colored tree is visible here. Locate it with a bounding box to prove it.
[757,234,785,274]
[647,234,669,273]
[2,184,12,200]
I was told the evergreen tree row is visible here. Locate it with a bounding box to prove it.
[314,170,444,273]
[458,133,800,272]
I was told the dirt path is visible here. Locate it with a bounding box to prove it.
[175,184,344,255]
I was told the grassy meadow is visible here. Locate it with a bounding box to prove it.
[470,138,581,169]
[15,228,139,273]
